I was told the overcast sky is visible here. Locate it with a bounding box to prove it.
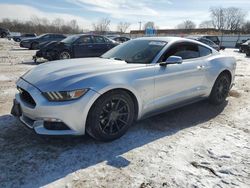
[0,0,250,31]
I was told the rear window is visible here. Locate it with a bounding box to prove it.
[205,36,219,42]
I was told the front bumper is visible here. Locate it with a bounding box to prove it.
[20,42,31,48]
[12,78,100,136]
[35,50,56,60]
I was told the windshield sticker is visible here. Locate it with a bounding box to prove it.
[149,41,166,46]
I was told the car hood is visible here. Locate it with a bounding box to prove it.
[21,58,146,92]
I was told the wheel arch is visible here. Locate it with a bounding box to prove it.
[209,69,233,95]
[218,69,232,84]
[89,86,142,121]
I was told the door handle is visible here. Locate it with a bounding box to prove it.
[197,65,205,70]
[88,45,93,47]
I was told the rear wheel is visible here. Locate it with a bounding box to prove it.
[86,91,135,141]
[209,73,230,105]
[59,51,71,59]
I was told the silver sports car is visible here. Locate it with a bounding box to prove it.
[11,37,236,141]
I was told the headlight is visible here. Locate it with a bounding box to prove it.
[42,89,89,101]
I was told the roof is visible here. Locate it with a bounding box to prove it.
[134,37,181,43]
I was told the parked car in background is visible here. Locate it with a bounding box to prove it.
[198,35,225,50]
[235,39,249,50]
[20,33,66,50]
[13,33,37,42]
[239,40,250,53]
[244,43,250,56]
[187,36,220,51]
[12,37,236,141]
[7,32,21,40]
[34,34,118,61]
[112,36,130,43]
[0,27,10,38]
[202,35,220,45]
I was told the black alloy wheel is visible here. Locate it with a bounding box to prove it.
[99,98,130,135]
[209,74,230,105]
[86,91,135,141]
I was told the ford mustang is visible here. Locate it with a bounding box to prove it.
[11,37,236,141]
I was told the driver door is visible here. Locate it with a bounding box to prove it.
[153,42,208,111]
[73,36,94,58]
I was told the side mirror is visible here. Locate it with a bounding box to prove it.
[160,56,183,66]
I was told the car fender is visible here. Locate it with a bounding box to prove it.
[206,55,236,94]
[94,84,143,120]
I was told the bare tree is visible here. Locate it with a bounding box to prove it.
[242,21,250,33]
[177,20,196,29]
[210,7,226,30]
[69,19,80,33]
[92,18,111,34]
[0,16,83,34]
[143,21,156,30]
[224,7,246,31]
[210,7,246,32]
[117,22,131,33]
[199,20,214,28]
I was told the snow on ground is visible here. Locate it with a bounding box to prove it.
[0,38,249,188]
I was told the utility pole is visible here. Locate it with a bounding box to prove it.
[139,21,142,31]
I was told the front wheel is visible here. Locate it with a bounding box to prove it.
[246,50,250,57]
[86,91,135,141]
[209,74,230,105]
[0,32,7,38]
[59,51,71,60]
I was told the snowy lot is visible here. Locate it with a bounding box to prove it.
[0,38,249,188]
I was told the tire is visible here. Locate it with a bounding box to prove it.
[30,42,38,50]
[209,73,231,105]
[86,90,135,141]
[59,51,71,60]
[1,32,7,38]
[246,50,250,57]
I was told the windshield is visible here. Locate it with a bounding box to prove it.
[61,35,79,44]
[101,40,167,64]
[38,34,47,38]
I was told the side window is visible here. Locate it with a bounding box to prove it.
[94,36,105,43]
[77,36,92,44]
[199,45,212,57]
[162,43,199,61]
[104,37,111,43]
[58,35,65,38]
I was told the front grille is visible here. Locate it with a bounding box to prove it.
[18,87,36,107]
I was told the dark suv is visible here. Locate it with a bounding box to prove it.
[20,33,66,50]
[0,27,10,38]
